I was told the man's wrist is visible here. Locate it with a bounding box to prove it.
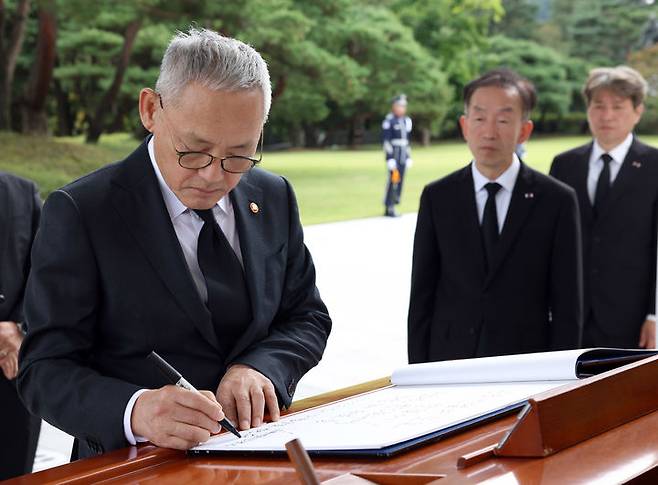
[124,389,150,445]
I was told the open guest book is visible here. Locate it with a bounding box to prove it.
[189,348,657,457]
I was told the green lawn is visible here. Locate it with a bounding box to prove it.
[3,131,658,225]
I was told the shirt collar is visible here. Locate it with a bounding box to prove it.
[147,136,231,220]
[591,133,633,165]
[471,154,521,194]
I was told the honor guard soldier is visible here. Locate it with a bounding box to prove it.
[382,94,412,217]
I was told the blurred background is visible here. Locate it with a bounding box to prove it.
[3,0,658,224]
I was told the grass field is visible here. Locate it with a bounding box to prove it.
[4,131,658,225]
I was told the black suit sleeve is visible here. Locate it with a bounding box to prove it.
[231,178,331,407]
[648,197,658,317]
[548,187,583,349]
[408,186,440,363]
[17,190,140,453]
[8,181,41,325]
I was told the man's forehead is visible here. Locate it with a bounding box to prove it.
[590,88,632,104]
[470,104,516,113]
[176,127,255,149]
[467,86,522,110]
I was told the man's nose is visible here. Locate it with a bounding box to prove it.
[601,107,615,120]
[482,118,497,139]
[197,159,226,181]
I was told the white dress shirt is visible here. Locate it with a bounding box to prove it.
[586,133,633,204]
[471,155,521,232]
[123,137,244,445]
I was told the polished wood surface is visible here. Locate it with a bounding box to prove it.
[9,376,658,484]
[496,354,658,459]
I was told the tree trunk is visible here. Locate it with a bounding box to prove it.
[0,0,31,130]
[20,3,56,135]
[85,19,141,143]
[421,127,430,147]
[348,114,366,148]
[53,76,73,136]
[303,124,321,148]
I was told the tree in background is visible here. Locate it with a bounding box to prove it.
[568,0,649,65]
[629,42,658,132]
[5,0,658,145]
[20,0,56,134]
[540,0,657,66]
[203,0,368,147]
[316,3,451,147]
[490,0,539,40]
[52,0,199,143]
[0,0,31,131]
[393,0,503,135]
[201,0,451,147]
[480,35,588,132]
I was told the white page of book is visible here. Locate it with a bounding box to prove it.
[192,380,573,453]
[392,349,590,386]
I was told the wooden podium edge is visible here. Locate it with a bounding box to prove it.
[288,377,392,413]
[495,354,658,458]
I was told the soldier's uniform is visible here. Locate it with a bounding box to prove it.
[382,94,412,217]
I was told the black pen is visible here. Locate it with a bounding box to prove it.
[147,351,242,438]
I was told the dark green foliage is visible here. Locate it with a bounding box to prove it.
[5,0,658,145]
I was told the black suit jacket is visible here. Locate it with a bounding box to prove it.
[17,140,331,459]
[550,138,658,347]
[0,172,41,322]
[408,162,583,363]
[0,172,41,480]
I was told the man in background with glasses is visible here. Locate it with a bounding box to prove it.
[17,28,331,460]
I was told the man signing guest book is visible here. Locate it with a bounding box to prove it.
[17,28,331,460]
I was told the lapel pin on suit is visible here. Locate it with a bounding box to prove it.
[524,192,534,199]
[249,201,260,214]
[632,161,642,168]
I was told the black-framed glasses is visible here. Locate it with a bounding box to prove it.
[158,93,263,174]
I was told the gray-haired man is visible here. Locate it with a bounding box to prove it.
[18,28,331,459]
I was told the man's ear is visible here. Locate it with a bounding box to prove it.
[139,88,158,133]
[459,115,468,141]
[635,102,645,120]
[518,119,534,144]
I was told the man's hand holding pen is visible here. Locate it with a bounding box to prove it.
[131,386,224,450]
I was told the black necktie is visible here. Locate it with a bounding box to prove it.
[195,209,252,355]
[482,182,502,271]
[593,153,612,218]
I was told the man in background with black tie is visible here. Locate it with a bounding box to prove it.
[408,69,582,363]
[550,66,658,349]
[18,28,331,459]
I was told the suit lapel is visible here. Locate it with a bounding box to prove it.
[110,139,220,351]
[597,138,645,222]
[455,167,487,282]
[485,163,537,288]
[227,175,266,360]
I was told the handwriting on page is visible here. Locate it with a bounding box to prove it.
[193,381,566,452]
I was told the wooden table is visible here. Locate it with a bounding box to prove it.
[8,377,658,484]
